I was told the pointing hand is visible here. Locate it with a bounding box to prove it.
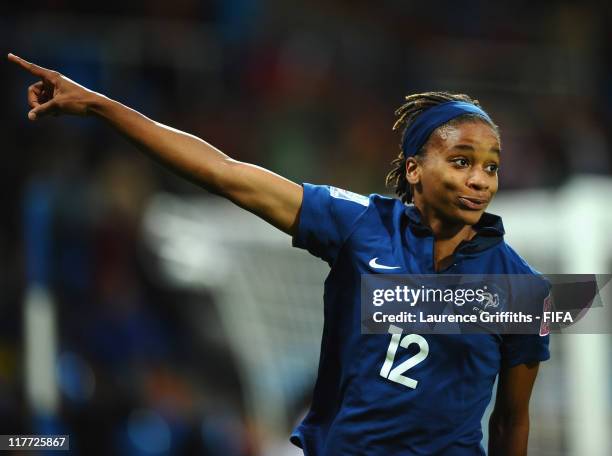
[8,53,99,120]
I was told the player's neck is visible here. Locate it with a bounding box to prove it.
[429,218,475,241]
[413,203,475,241]
[432,226,475,271]
[413,203,477,271]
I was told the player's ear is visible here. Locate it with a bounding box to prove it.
[405,157,421,185]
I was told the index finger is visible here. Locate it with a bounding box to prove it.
[7,53,52,78]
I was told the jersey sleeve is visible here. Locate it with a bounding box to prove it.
[292,183,370,264]
[500,333,550,368]
[501,279,552,367]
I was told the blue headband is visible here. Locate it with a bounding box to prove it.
[401,101,493,158]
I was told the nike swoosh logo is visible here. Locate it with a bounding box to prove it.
[368,257,401,270]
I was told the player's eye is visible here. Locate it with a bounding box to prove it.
[485,163,499,174]
[451,158,469,168]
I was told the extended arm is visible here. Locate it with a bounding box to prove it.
[8,53,303,235]
[488,362,540,456]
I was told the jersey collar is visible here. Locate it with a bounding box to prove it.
[404,204,505,253]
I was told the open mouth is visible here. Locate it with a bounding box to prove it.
[458,196,488,210]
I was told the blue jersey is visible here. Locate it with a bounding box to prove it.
[290,184,550,456]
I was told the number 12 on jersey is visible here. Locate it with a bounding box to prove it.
[380,325,429,389]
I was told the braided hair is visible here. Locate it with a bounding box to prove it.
[385,92,499,203]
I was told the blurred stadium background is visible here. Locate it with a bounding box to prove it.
[1,1,611,455]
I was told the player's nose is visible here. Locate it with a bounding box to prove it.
[466,169,490,192]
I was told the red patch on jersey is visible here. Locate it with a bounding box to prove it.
[539,293,552,336]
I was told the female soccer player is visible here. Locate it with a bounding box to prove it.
[9,53,549,456]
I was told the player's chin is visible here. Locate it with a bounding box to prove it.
[452,206,485,226]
